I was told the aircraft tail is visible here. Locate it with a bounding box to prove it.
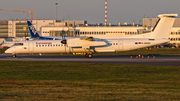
[128,14,178,39]
[150,14,178,39]
[27,21,40,38]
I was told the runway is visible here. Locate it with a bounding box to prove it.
[0,54,180,66]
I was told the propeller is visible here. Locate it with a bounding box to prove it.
[61,30,67,52]
[61,39,67,44]
[137,29,140,35]
[61,30,67,44]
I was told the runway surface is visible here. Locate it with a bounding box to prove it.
[0,54,180,66]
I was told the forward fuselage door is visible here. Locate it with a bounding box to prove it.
[28,42,34,52]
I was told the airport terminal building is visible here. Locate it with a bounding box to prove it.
[1,17,180,47]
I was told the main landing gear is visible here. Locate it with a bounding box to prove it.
[84,48,92,58]
[84,48,93,58]
[85,53,93,58]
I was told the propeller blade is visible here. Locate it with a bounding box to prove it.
[61,39,67,44]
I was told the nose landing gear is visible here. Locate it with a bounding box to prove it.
[12,54,17,58]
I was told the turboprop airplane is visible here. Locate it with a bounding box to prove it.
[5,14,178,58]
[0,41,15,48]
[1,20,74,48]
[27,21,74,40]
[0,37,30,48]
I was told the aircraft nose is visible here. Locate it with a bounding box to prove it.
[5,48,13,54]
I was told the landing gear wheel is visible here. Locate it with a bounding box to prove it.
[12,54,17,58]
[85,53,92,58]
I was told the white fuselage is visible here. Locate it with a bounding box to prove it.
[5,38,169,54]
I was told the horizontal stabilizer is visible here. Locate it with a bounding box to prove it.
[158,14,178,18]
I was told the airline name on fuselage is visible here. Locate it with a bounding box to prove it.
[36,42,52,45]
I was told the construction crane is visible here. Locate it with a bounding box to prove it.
[0,8,36,21]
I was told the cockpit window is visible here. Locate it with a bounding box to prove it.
[14,43,23,46]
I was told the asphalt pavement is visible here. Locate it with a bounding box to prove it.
[1,54,180,66]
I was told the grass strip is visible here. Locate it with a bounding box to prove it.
[0,61,180,100]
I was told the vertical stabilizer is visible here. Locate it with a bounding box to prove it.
[150,14,178,38]
[27,21,40,38]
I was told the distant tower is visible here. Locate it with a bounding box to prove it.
[105,0,107,25]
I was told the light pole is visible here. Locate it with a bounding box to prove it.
[55,3,58,21]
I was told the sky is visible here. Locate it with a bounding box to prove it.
[0,0,180,24]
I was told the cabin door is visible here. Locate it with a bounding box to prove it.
[28,42,34,52]
[118,40,123,50]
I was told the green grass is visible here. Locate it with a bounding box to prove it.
[0,48,6,54]
[0,61,180,100]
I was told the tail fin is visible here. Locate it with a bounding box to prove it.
[150,14,178,38]
[27,21,40,38]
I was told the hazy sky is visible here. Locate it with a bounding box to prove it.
[0,0,180,24]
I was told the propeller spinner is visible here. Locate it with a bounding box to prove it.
[61,39,67,44]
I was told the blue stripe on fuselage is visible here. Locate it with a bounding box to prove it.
[31,36,61,40]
